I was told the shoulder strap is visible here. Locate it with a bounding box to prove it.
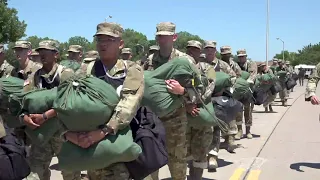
[57,64,64,77]
[86,61,95,75]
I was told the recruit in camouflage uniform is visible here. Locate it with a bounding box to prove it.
[275,60,290,106]
[30,49,42,64]
[137,45,159,66]
[186,40,215,178]
[73,22,144,180]
[9,41,42,148]
[0,44,14,139]
[305,62,320,104]
[270,58,279,74]
[286,60,294,93]
[220,46,242,77]
[144,22,196,180]
[121,47,133,60]
[67,45,83,63]
[22,40,78,180]
[235,49,257,139]
[78,50,99,74]
[258,63,276,112]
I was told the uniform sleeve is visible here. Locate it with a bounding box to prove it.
[106,64,144,134]
[247,61,258,84]
[306,63,320,98]
[234,62,242,77]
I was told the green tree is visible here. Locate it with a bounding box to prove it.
[122,29,149,61]
[0,1,27,43]
[174,31,204,52]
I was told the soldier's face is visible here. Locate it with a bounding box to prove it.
[156,35,177,49]
[38,49,58,65]
[121,53,132,60]
[204,47,216,59]
[96,35,123,59]
[68,52,82,61]
[31,55,41,63]
[186,47,201,60]
[14,48,31,61]
[149,50,157,55]
[238,56,247,64]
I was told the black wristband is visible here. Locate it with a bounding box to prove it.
[42,113,48,121]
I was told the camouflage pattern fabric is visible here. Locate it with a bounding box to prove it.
[306,62,320,98]
[236,101,254,127]
[87,163,130,180]
[275,65,289,100]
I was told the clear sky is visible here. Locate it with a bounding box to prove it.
[8,0,319,61]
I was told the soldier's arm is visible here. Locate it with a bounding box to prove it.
[247,61,258,84]
[106,63,144,134]
[305,63,320,99]
[234,62,242,77]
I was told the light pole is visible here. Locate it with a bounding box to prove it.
[266,0,269,67]
[276,37,285,61]
[105,15,112,22]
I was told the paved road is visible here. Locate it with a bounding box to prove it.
[50,83,320,180]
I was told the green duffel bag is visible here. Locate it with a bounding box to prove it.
[187,102,228,131]
[0,77,24,128]
[232,78,253,101]
[59,60,81,72]
[53,76,120,131]
[213,72,232,94]
[240,71,250,80]
[277,71,288,78]
[142,58,202,118]
[58,127,142,171]
[19,88,61,146]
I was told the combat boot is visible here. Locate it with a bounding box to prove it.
[268,105,273,112]
[282,100,287,107]
[264,106,268,112]
[235,125,243,140]
[189,166,204,180]
[207,155,218,171]
[227,135,237,153]
[246,126,253,139]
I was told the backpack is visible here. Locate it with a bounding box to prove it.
[212,96,243,125]
[125,106,168,180]
[253,87,268,105]
[0,123,30,180]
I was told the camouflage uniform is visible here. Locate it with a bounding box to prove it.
[269,58,279,74]
[199,53,206,62]
[9,41,42,147]
[23,40,78,180]
[235,49,257,139]
[220,46,242,78]
[82,50,99,64]
[137,45,159,66]
[186,40,215,178]
[286,61,294,93]
[259,64,276,112]
[0,44,14,138]
[144,22,196,180]
[306,62,320,99]
[121,48,132,61]
[79,22,144,180]
[30,49,42,65]
[275,60,289,106]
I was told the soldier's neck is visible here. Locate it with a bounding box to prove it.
[159,48,173,59]
[19,58,30,70]
[42,62,55,73]
[101,58,117,70]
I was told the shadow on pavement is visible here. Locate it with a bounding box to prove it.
[217,158,233,168]
[162,177,216,180]
[253,111,278,113]
[290,162,320,172]
[272,104,292,107]
[50,163,59,170]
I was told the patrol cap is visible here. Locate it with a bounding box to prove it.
[272,58,278,62]
[237,49,247,56]
[31,49,39,56]
[36,40,60,52]
[94,22,124,38]
[204,41,217,48]
[68,45,83,53]
[121,48,132,54]
[149,45,159,51]
[0,44,4,53]
[278,59,283,63]
[156,22,176,36]
[187,40,202,49]
[286,61,290,64]
[258,63,266,68]
[221,46,232,55]
[13,40,31,49]
[83,50,99,62]
[199,53,206,58]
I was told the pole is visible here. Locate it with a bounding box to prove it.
[266,0,269,67]
[282,41,285,62]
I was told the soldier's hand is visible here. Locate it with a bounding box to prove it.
[30,114,46,125]
[186,104,200,117]
[77,133,93,148]
[23,115,40,129]
[165,79,185,95]
[311,96,320,105]
[84,130,105,147]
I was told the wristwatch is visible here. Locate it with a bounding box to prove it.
[101,127,109,136]
[42,113,48,121]
[19,113,26,124]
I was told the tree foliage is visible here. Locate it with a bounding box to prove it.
[0,1,27,43]
[174,31,204,53]
[122,29,149,60]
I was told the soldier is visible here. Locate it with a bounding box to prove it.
[275,60,289,106]
[306,62,320,105]
[121,48,133,60]
[83,50,99,63]
[138,45,159,66]
[68,45,83,63]
[21,40,78,180]
[286,61,294,92]
[149,45,159,54]
[73,22,144,180]
[270,58,279,74]
[144,22,196,180]
[186,40,215,178]
[236,49,257,139]
[204,40,238,153]
[199,53,206,62]
[258,63,276,112]
[220,46,242,77]
[30,49,42,64]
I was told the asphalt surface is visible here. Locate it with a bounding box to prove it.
[50,82,320,180]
